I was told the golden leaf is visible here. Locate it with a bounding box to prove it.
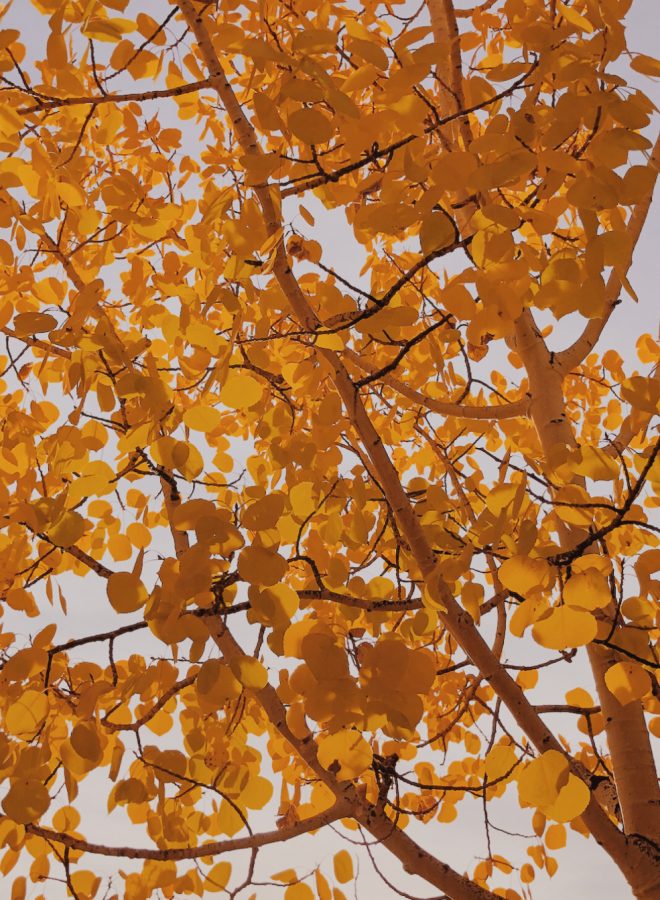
[333,850,354,884]
[604,662,652,705]
[532,605,597,650]
[317,730,373,781]
[107,572,149,614]
[288,108,334,145]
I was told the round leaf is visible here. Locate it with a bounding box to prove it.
[317,730,373,781]
[288,108,334,145]
[220,373,264,410]
[5,690,48,739]
[532,605,597,650]
[107,571,149,614]
[419,211,455,257]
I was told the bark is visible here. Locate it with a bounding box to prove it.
[26,805,346,861]
[513,310,660,897]
[426,0,474,151]
[345,347,531,419]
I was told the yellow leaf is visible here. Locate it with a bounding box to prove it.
[532,605,597,650]
[107,571,148,614]
[5,691,48,739]
[47,510,86,548]
[186,322,222,355]
[56,182,86,208]
[196,659,242,709]
[545,823,567,849]
[442,283,476,319]
[419,211,456,257]
[220,373,264,410]
[563,569,611,610]
[498,555,552,595]
[333,850,354,884]
[545,773,590,822]
[630,54,660,77]
[604,661,651,705]
[2,780,50,824]
[171,499,216,530]
[0,104,22,139]
[272,869,298,884]
[249,583,299,627]
[70,722,103,764]
[68,461,115,504]
[485,744,517,782]
[82,16,136,43]
[238,546,288,586]
[0,30,20,51]
[317,730,373,781]
[557,0,594,32]
[289,481,317,520]
[346,36,388,70]
[571,553,612,576]
[316,332,344,350]
[205,862,232,893]
[565,687,594,707]
[570,445,619,481]
[70,872,102,897]
[288,108,334,145]
[12,312,57,335]
[241,775,273,809]
[509,597,549,638]
[183,405,222,432]
[422,565,447,611]
[169,440,204,480]
[484,483,517,515]
[620,376,659,414]
[230,656,268,690]
[315,869,332,900]
[517,750,568,809]
[284,884,314,900]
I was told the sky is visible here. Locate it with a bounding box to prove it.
[0,1,658,898]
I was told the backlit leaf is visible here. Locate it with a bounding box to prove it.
[498,556,552,595]
[604,662,652,705]
[107,572,149,614]
[220,373,264,409]
[13,312,57,335]
[5,691,48,738]
[563,569,611,610]
[317,730,373,781]
[205,862,232,892]
[532,606,597,650]
[517,750,568,810]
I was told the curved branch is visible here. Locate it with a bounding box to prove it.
[102,675,196,732]
[1,328,71,359]
[19,79,211,114]
[25,805,346,861]
[346,347,530,419]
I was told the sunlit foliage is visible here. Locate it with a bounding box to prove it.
[0,1,658,898]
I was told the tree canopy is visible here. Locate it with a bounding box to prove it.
[0,0,658,898]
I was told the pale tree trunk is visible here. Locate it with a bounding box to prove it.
[513,312,660,858]
[427,0,660,891]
